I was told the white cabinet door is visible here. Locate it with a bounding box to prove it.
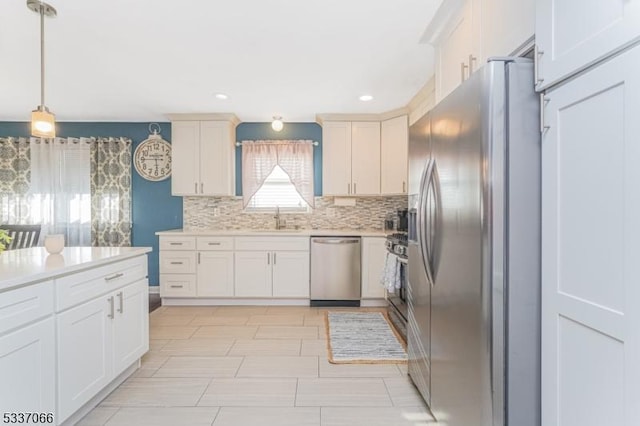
[171,121,200,195]
[536,0,640,91]
[351,121,381,195]
[234,251,272,297]
[57,296,113,423]
[0,318,55,414]
[112,280,148,376]
[322,121,352,196]
[197,251,234,297]
[272,251,310,298]
[436,0,475,102]
[541,47,640,426]
[381,116,408,194]
[361,237,386,299]
[199,121,235,196]
[481,0,534,59]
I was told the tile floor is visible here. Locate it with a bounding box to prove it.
[77,306,432,426]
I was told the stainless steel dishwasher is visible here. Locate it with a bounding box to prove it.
[310,236,361,307]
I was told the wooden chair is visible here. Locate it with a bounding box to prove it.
[2,225,42,249]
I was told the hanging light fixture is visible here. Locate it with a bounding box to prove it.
[27,0,57,138]
[271,116,284,132]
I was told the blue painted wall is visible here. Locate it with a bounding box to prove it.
[235,122,323,196]
[0,122,182,287]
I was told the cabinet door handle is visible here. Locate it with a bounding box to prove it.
[200,182,204,193]
[195,182,198,194]
[273,252,276,265]
[402,181,406,193]
[107,296,114,319]
[105,272,124,282]
[170,284,184,289]
[169,242,183,246]
[170,261,183,265]
[347,183,351,194]
[535,45,544,85]
[461,62,469,82]
[468,54,477,74]
[117,291,124,314]
[208,242,221,246]
[267,252,270,265]
[540,94,550,133]
[353,183,357,194]
[198,252,201,264]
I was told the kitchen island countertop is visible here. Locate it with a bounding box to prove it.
[0,246,151,292]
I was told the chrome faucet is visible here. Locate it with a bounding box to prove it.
[274,206,283,230]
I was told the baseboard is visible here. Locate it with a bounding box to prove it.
[148,286,160,294]
[161,298,310,306]
[360,299,387,307]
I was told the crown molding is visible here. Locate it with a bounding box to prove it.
[315,107,409,125]
[166,113,241,126]
[419,0,466,45]
[407,77,435,112]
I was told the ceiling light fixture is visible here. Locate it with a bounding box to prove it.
[271,116,284,132]
[28,0,57,138]
[215,93,228,100]
[359,94,374,102]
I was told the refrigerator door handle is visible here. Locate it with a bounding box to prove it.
[430,159,443,282]
[417,160,435,286]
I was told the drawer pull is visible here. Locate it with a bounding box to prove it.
[170,261,184,265]
[169,242,183,246]
[170,285,184,289]
[208,242,221,246]
[105,273,124,282]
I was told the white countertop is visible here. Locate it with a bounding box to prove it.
[0,246,152,292]
[155,228,387,237]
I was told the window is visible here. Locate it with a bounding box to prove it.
[246,165,310,212]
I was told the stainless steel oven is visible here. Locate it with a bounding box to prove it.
[385,232,408,341]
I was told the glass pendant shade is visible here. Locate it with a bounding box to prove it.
[31,107,56,138]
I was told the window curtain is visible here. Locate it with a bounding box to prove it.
[90,137,132,247]
[0,137,33,228]
[30,138,92,246]
[241,140,315,208]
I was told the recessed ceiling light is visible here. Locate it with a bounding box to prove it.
[215,93,228,100]
[359,95,374,102]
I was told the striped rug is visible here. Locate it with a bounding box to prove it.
[325,311,407,364]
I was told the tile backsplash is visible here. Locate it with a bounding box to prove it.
[183,196,407,230]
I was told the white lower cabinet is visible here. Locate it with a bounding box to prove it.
[57,279,149,423]
[272,251,310,298]
[361,237,387,299]
[197,251,234,297]
[234,251,273,297]
[0,317,55,415]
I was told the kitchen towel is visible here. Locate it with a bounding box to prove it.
[381,252,402,292]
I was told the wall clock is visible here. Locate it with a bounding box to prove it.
[134,124,172,181]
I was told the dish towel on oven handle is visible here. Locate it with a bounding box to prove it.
[381,252,402,292]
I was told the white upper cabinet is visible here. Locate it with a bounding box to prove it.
[171,118,236,196]
[322,121,380,196]
[351,122,381,196]
[481,0,534,60]
[381,115,408,195]
[536,0,640,91]
[322,121,352,196]
[435,0,480,102]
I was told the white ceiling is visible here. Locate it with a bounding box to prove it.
[0,0,442,123]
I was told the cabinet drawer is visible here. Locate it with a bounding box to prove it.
[56,256,148,313]
[160,274,196,297]
[0,281,54,335]
[159,251,196,274]
[159,236,196,251]
[197,236,234,251]
[235,237,310,252]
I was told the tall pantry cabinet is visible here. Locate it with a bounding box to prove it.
[538,2,640,425]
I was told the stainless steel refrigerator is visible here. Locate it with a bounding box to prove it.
[407,58,540,426]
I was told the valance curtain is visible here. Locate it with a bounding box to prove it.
[0,136,132,247]
[241,140,315,208]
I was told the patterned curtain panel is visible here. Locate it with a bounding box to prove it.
[0,138,32,224]
[89,138,132,247]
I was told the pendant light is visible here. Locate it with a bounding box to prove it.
[27,0,57,138]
